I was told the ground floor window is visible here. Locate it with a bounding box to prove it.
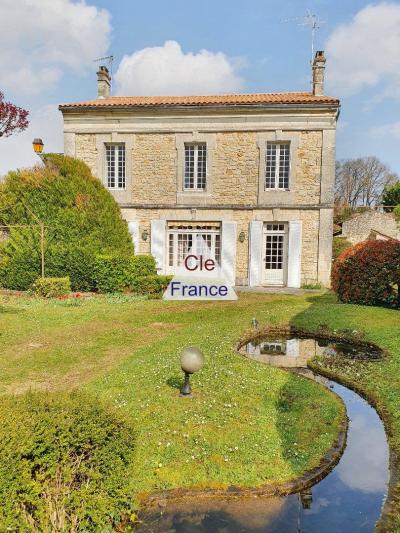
[167,222,221,274]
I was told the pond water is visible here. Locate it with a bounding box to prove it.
[137,337,389,532]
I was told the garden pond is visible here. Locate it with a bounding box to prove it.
[137,335,389,532]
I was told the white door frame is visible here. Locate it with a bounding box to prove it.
[262,223,288,286]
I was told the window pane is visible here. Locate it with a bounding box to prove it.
[265,143,277,188]
[266,142,290,190]
[177,233,193,265]
[118,144,126,189]
[215,234,221,265]
[105,143,125,189]
[184,143,207,190]
[184,144,195,189]
[168,234,174,267]
[278,143,290,189]
[196,144,207,189]
[106,145,115,188]
[167,224,221,270]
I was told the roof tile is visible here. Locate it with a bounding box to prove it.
[59,92,339,109]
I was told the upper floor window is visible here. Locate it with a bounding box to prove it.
[105,143,126,189]
[184,143,207,190]
[265,142,290,190]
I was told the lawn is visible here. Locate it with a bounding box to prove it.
[0,291,398,530]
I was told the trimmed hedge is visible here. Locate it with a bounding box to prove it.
[94,254,157,293]
[332,239,400,308]
[0,392,136,530]
[0,228,41,290]
[0,155,133,291]
[131,275,172,297]
[46,244,98,292]
[31,276,71,298]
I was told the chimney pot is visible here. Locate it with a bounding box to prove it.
[97,65,111,99]
[312,50,326,96]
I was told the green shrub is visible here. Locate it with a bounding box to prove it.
[0,392,136,530]
[0,155,133,291]
[94,254,133,293]
[46,244,98,292]
[0,228,41,289]
[94,254,156,293]
[131,274,172,297]
[332,236,352,261]
[31,276,71,298]
[129,255,157,278]
[394,205,400,221]
[332,239,400,308]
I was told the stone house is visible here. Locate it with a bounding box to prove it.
[59,51,339,288]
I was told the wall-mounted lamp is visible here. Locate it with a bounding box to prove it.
[238,231,246,243]
[141,229,149,241]
[32,138,44,154]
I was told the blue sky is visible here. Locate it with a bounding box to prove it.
[1,0,400,175]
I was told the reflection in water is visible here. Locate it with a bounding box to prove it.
[138,497,300,532]
[334,393,388,493]
[138,337,389,533]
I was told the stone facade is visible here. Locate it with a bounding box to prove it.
[74,129,325,209]
[213,132,259,205]
[75,134,97,176]
[120,206,323,286]
[62,93,338,288]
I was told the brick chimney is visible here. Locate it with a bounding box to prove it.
[312,51,326,96]
[97,66,111,99]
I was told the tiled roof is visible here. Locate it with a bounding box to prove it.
[59,92,339,110]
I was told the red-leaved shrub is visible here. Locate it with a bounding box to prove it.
[332,239,400,308]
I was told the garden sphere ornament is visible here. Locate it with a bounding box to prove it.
[180,346,204,397]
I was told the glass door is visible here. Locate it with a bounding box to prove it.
[262,223,288,286]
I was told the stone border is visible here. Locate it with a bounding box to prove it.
[140,327,349,510]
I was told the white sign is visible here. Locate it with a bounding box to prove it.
[163,244,237,300]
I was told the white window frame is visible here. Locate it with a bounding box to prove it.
[166,223,221,274]
[105,143,126,190]
[257,132,299,205]
[184,142,207,191]
[265,142,290,190]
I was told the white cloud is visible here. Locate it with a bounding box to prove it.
[0,105,63,177]
[0,0,111,94]
[335,412,388,493]
[326,2,400,97]
[114,40,244,95]
[371,121,400,139]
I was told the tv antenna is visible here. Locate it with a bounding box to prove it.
[93,55,114,90]
[283,10,326,63]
